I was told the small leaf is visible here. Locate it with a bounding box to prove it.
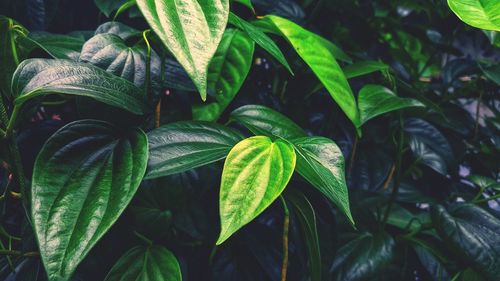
[291,137,354,225]
[258,15,360,129]
[230,104,306,139]
[468,175,500,191]
[217,136,296,244]
[104,245,182,281]
[32,120,149,281]
[343,61,389,79]
[146,121,243,179]
[432,204,500,280]
[193,28,255,121]
[447,0,500,31]
[358,84,424,126]
[12,58,149,115]
[136,0,229,100]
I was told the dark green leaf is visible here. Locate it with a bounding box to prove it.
[136,0,229,100]
[32,120,149,281]
[447,0,500,31]
[468,175,500,191]
[104,245,182,281]
[95,21,141,40]
[343,61,389,79]
[411,241,451,281]
[0,16,27,99]
[479,63,500,86]
[217,136,296,244]
[230,104,306,139]
[23,32,85,60]
[146,121,243,179]
[193,29,255,121]
[12,59,149,115]
[292,136,354,225]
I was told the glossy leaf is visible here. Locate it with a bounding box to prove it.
[230,104,306,139]
[228,13,292,74]
[259,15,360,129]
[32,120,149,281]
[343,61,389,79]
[146,121,243,179]
[104,245,182,281]
[217,136,296,244]
[292,137,354,225]
[432,204,500,279]
[193,29,255,121]
[12,58,149,114]
[447,0,500,31]
[136,0,230,100]
[331,232,395,281]
[358,84,424,126]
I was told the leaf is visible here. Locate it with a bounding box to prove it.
[479,63,500,86]
[343,61,389,79]
[104,245,182,281]
[411,241,451,281]
[192,28,255,121]
[12,58,149,115]
[95,21,141,40]
[404,118,453,175]
[285,189,321,281]
[32,120,149,281]
[331,232,395,281]
[228,13,292,74]
[163,59,197,91]
[432,204,500,280]
[482,30,500,47]
[0,16,27,99]
[258,15,360,130]
[358,84,424,126]
[136,0,230,100]
[146,121,243,179]
[291,137,354,225]
[217,136,296,244]
[447,0,500,31]
[232,0,253,10]
[94,0,129,17]
[468,175,500,191]
[23,32,85,60]
[230,104,306,139]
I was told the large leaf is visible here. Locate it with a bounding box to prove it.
[447,0,500,31]
[217,136,296,244]
[292,137,354,225]
[330,232,395,281]
[12,58,149,114]
[230,104,306,139]
[104,245,182,281]
[32,120,149,281]
[192,28,255,121]
[358,84,424,126]
[432,204,500,280]
[258,15,360,129]
[136,0,230,100]
[146,121,243,179]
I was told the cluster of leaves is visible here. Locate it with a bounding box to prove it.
[0,0,498,281]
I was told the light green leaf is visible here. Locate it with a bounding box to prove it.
[32,120,148,281]
[12,59,149,115]
[192,29,255,121]
[291,136,354,225]
[146,121,243,179]
[136,0,230,101]
[343,60,389,79]
[447,0,500,31]
[104,245,182,281]
[217,136,296,244]
[358,84,424,126]
[228,13,293,74]
[230,104,306,139]
[258,15,360,129]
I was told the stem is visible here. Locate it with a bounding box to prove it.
[0,249,39,257]
[382,114,405,228]
[134,231,153,246]
[5,104,21,138]
[475,193,500,204]
[474,87,483,139]
[9,22,20,66]
[347,134,359,177]
[0,127,5,138]
[155,98,161,128]
[280,196,289,281]
[142,30,152,100]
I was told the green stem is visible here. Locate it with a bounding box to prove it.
[142,30,152,101]
[475,193,500,204]
[5,104,20,138]
[0,127,5,138]
[134,231,153,246]
[9,23,20,66]
[0,249,39,257]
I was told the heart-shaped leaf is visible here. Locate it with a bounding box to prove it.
[193,28,255,121]
[447,0,500,31]
[104,245,182,281]
[146,121,243,179]
[136,0,230,100]
[217,136,296,244]
[12,58,149,114]
[358,84,424,126]
[230,104,306,139]
[32,120,149,281]
[432,204,500,279]
[291,137,354,225]
[258,15,360,130]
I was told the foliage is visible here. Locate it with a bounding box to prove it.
[0,0,499,281]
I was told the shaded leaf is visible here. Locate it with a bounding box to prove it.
[343,61,389,79]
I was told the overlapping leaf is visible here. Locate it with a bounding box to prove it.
[447,0,500,31]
